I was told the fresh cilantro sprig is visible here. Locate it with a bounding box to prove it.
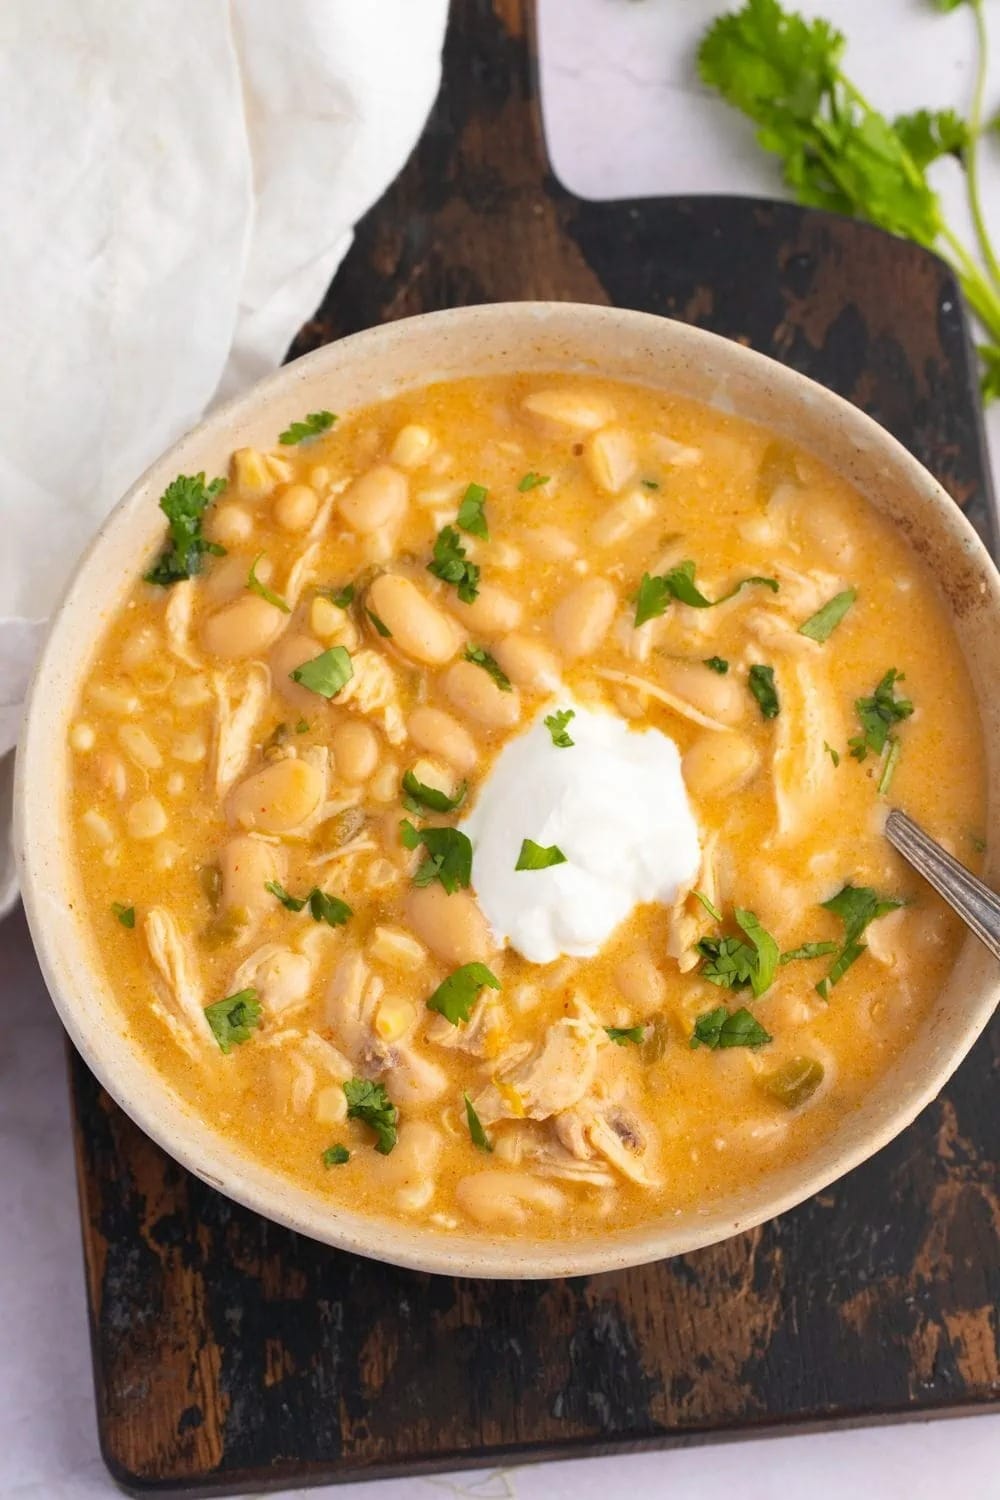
[691,1006,772,1050]
[544,708,576,747]
[265,880,352,926]
[401,819,474,893]
[849,669,913,794]
[698,0,1000,401]
[464,645,512,691]
[343,1079,398,1154]
[204,989,261,1054]
[426,963,501,1025]
[144,473,226,586]
[634,560,777,626]
[279,410,336,445]
[428,525,480,602]
[402,769,468,816]
[456,482,489,538]
[816,883,903,998]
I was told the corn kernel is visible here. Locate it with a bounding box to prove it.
[315,1085,347,1126]
[374,998,417,1043]
[389,424,436,471]
[231,446,275,501]
[70,722,95,752]
[370,925,426,971]
[127,796,167,840]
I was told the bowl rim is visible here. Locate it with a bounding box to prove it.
[14,300,1000,1278]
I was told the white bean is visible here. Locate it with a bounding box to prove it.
[127,796,167,840]
[405,883,496,968]
[449,583,522,635]
[339,464,408,534]
[614,951,667,1011]
[273,483,319,533]
[456,1170,566,1227]
[407,706,478,773]
[331,720,379,783]
[228,758,324,833]
[218,835,287,919]
[551,578,617,659]
[521,388,616,433]
[442,658,521,728]
[211,503,254,547]
[492,633,561,693]
[202,594,288,659]
[270,632,328,712]
[368,574,462,665]
[389,424,435,470]
[117,724,162,771]
[585,425,637,493]
[660,662,746,726]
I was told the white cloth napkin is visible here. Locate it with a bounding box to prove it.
[0,0,448,913]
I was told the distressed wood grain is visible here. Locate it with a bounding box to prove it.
[71,0,999,1491]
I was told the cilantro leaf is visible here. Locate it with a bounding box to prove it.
[824,740,841,768]
[733,907,780,997]
[816,883,904,998]
[704,656,729,674]
[464,1092,493,1152]
[401,769,468,815]
[779,941,838,963]
[748,663,780,718]
[515,839,568,871]
[518,471,549,491]
[111,902,135,928]
[426,963,501,1025]
[605,1025,645,1046]
[634,561,777,626]
[204,989,262,1054]
[463,644,512,691]
[411,826,473,893]
[343,1078,398,1154]
[544,708,576,747]
[399,817,422,850]
[848,668,913,760]
[279,410,336,445]
[456,482,489,539]
[247,553,291,613]
[322,1144,350,1166]
[690,1005,772,1051]
[428,525,480,602]
[328,583,355,609]
[798,588,856,642]
[265,880,307,912]
[692,889,723,922]
[893,107,969,168]
[697,907,778,997]
[308,889,352,927]
[290,645,353,698]
[144,473,226,586]
[366,607,392,638]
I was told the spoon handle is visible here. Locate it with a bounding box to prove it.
[885,808,1000,963]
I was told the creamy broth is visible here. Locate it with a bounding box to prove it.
[68,375,987,1238]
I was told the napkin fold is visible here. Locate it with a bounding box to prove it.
[0,0,448,912]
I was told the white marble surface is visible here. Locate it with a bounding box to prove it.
[4,0,1000,1495]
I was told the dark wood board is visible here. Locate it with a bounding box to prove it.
[69,0,1000,1492]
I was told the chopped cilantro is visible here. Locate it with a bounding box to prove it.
[697,907,778,998]
[704,656,729,674]
[779,941,838,963]
[692,889,723,922]
[464,1092,493,1152]
[366,607,392,638]
[544,708,576,747]
[824,740,841,768]
[518,471,549,491]
[463,644,512,691]
[691,1006,772,1051]
[295,719,310,733]
[456,482,489,538]
[265,880,307,912]
[515,838,568,871]
[111,902,135,929]
[399,817,422,850]
[247,553,291,613]
[816,883,904,998]
[634,561,777,626]
[144,472,226,586]
[849,668,913,760]
[401,769,468,816]
[328,583,355,609]
[290,645,353,698]
[343,1078,398,1154]
[971,832,987,854]
[279,410,336,445]
[748,663,780,719]
[798,588,856,642]
[426,963,501,1026]
[877,736,902,796]
[641,478,660,490]
[204,989,261,1054]
[265,880,352,925]
[428,525,480,602]
[411,826,474,893]
[605,1025,645,1046]
[322,1144,350,1167]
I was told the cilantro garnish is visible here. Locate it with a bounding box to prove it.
[748,664,780,719]
[204,989,262,1054]
[290,645,353,698]
[247,553,291,613]
[464,1092,493,1152]
[366,607,392,638]
[690,1006,772,1051]
[515,839,568,871]
[265,880,352,926]
[322,1144,350,1167]
[779,941,838,963]
[144,473,226,586]
[633,561,777,626]
[824,740,841,768]
[798,588,856,642]
[544,708,576,747]
[401,769,468,816]
[343,1079,398,1154]
[697,907,779,998]
[456,482,489,539]
[463,644,512,691]
[518,472,549,491]
[692,889,723,922]
[428,525,480,602]
[704,656,729,674]
[111,902,135,928]
[328,583,355,609]
[279,410,336,445]
[410,826,474,893]
[816,883,904,998]
[426,963,501,1026]
[605,1026,645,1046]
[848,668,913,764]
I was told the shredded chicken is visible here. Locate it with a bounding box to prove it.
[555,1101,659,1186]
[473,1012,603,1125]
[665,832,718,972]
[323,948,384,1060]
[337,650,407,745]
[592,667,731,732]
[143,908,207,1057]
[212,662,271,797]
[284,543,318,609]
[426,996,503,1057]
[164,581,201,668]
[772,658,843,839]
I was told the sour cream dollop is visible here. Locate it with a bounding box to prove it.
[461,702,700,964]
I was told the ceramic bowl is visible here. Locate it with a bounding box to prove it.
[14,303,1000,1277]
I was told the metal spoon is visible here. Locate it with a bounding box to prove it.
[885,808,1000,962]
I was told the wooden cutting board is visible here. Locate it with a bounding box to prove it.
[69,0,1000,1491]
